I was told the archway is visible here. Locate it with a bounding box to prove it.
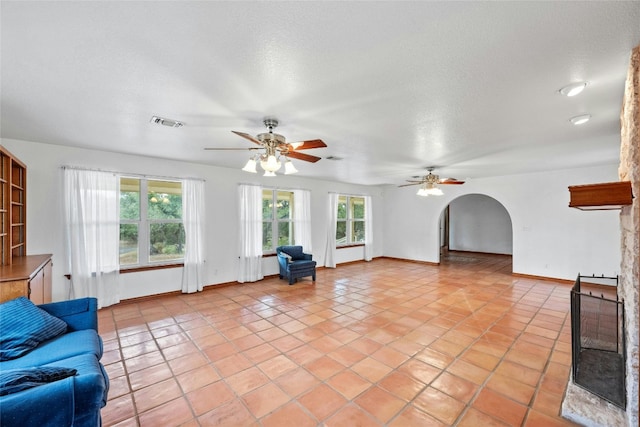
[438,193,513,271]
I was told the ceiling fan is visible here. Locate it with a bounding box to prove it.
[204,118,327,176]
[399,167,465,196]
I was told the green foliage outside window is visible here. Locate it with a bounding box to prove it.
[119,224,138,265]
[120,179,140,264]
[148,192,181,220]
[336,221,346,242]
[351,198,365,219]
[150,223,185,261]
[263,190,294,252]
[119,177,184,266]
[337,196,347,219]
[353,220,365,242]
[336,195,365,245]
[120,190,140,220]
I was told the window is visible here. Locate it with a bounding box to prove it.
[120,177,184,267]
[337,195,365,245]
[262,189,294,253]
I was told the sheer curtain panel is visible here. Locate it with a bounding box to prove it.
[63,168,120,308]
[293,189,313,253]
[324,193,338,268]
[181,179,205,293]
[238,184,263,282]
[364,195,373,261]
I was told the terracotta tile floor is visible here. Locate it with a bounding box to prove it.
[98,253,579,426]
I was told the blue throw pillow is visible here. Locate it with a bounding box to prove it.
[0,366,77,396]
[0,297,68,361]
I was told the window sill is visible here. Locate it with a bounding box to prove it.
[264,244,364,256]
[336,243,365,249]
[64,263,184,280]
[120,263,184,274]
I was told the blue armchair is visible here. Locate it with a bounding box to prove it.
[276,246,317,285]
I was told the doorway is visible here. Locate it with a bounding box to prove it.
[439,194,513,271]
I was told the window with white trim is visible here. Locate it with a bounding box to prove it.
[337,195,365,245]
[262,189,294,253]
[119,177,184,267]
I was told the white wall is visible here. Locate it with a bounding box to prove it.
[2,139,384,301]
[448,194,513,254]
[383,165,622,280]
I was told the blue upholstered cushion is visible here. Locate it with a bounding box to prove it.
[0,297,68,361]
[0,366,77,396]
[0,330,103,370]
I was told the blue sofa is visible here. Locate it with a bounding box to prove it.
[276,245,317,285]
[0,297,109,427]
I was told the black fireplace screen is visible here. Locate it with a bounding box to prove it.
[570,275,625,409]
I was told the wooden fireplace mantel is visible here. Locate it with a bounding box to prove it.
[568,181,633,211]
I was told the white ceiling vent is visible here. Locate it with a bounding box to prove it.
[150,116,184,128]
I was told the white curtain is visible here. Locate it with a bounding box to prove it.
[293,189,312,253]
[238,184,263,282]
[364,195,373,261]
[63,168,120,308]
[181,179,205,293]
[324,193,338,268]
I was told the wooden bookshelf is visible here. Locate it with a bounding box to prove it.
[0,145,27,264]
[0,151,7,266]
[0,146,51,304]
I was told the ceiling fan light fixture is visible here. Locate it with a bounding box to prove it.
[417,182,444,197]
[263,170,277,177]
[261,154,281,173]
[242,158,258,173]
[402,168,462,195]
[559,82,588,97]
[570,114,591,125]
[426,187,444,196]
[284,158,298,175]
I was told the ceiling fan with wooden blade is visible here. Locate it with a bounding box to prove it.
[399,167,465,196]
[204,118,327,169]
[286,150,323,163]
[230,130,263,146]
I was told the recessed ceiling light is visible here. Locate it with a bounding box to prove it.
[559,82,588,97]
[150,116,184,128]
[570,114,591,125]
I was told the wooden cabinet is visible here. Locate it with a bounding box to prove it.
[0,254,53,304]
[28,258,52,304]
[1,145,27,265]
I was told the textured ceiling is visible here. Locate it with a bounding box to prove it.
[2,1,639,185]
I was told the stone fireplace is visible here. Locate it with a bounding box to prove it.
[562,45,639,427]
